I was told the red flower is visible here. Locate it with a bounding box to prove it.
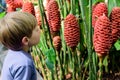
[93,14,112,57]
[64,14,80,48]
[110,7,120,44]
[92,2,108,27]
[47,0,61,34]
[5,0,15,8]
[22,2,35,16]
[14,0,23,8]
[53,36,61,51]
[35,6,42,27]
[7,5,16,13]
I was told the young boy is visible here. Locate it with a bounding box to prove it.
[0,11,40,80]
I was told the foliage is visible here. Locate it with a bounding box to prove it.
[3,0,117,80]
[0,12,5,19]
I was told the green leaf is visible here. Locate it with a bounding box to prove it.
[0,12,5,19]
[45,48,56,63]
[103,56,108,66]
[116,0,120,7]
[45,58,54,72]
[103,56,108,72]
[114,40,120,50]
[108,0,116,16]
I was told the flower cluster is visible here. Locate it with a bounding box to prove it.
[92,2,108,27]
[110,7,120,44]
[22,2,35,16]
[64,14,80,48]
[93,14,112,57]
[53,36,61,51]
[47,0,61,36]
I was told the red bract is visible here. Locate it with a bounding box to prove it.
[110,7,120,44]
[92,2,108,27]
[5,0,15,8]
[14,0,23,8]
[35,6,42,27]
[43,0,50,10]
[22,2,35,16]
[7,5,16,13]
[64,14,80,48]
[53,36,61,51]
[47,0,61,34]
[93,14,112,57]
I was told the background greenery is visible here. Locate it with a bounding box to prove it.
[1,0,120,80]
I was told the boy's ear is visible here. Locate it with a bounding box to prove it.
[22,37,29,46]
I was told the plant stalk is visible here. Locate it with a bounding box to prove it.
[98,57,103,80]
[88,0,94,80]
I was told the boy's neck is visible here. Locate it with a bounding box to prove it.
[22,46,31,53]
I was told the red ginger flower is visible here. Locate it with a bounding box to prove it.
[14,0,23,8]
[35,6,42,27]
[110,7,120,44]
[64,14,80,48]
[7,5,16,13]
[47,0,61,34]
[53,36,61,51]
[22,2,35,16]
[43,0,50,10]
[92,2,108,27]
[5,0,16,8]
[93,14,112,57]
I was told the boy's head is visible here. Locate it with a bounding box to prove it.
[0,11,40,51]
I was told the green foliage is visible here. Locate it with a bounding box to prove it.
[45,58,54,72]
[32,0,120,80]
[114,40,120,50]
[0,12,5,19]
[45,48,56,64]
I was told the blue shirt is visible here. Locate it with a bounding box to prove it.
[1,49,37,80]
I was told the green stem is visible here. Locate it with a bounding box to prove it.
[79,0,88,44]
[38,0,48,47]
[88,0,94,80]
[54,58,58,80]
[71,48,76,80]
[38,0,53,48]
[98,57,103,80]
[82,60,89,80]
[33,46,47,80]
[76,48,81,79]
[68,47,72,68]
[64,0,69,15]
[57,0,64,18]
[104,55,109,73]
[71,0,75,15]
[92,52,98,80]
[56,51,63,80]
[60,18,67,75]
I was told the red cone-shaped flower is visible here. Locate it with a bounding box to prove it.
[35,6,42,27]
[47,0,61,34]
[7,5,16,13]
[14,0,23,8]
[110,7,120,44]
[93,14,112,57]
[22,2,35,16]
[5,0,15,8]
[64,14,80,48]
[53,36,61,51]
[92,2,108,27]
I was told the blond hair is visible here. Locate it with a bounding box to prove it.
[0,11,37,50]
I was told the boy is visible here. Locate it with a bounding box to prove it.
[0,11,40,80]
